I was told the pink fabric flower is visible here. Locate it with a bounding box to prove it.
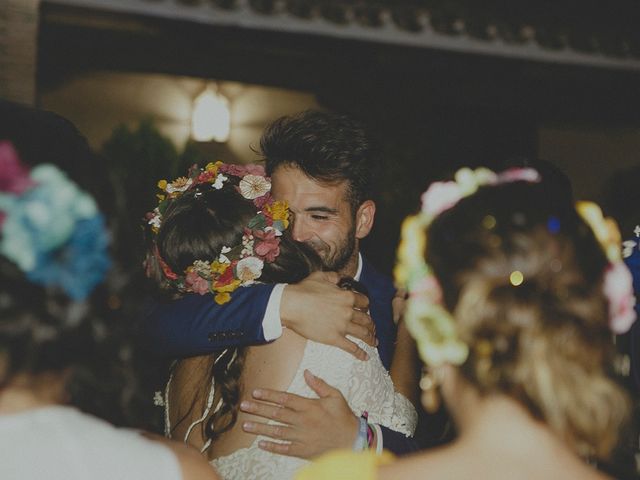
[245,164,266,176]
[196,171,216,184]
[219,163,266,177]
[254,192,272,209]
[185,270,210,295]
[420,181,463,218]
[496,167,541,184]
[254,229,281,262]
[603,262,637,334]
[155,246,178,280]
[0,141,35,194]
[410,274,443,305]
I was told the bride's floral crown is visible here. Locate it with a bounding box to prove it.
[145,161,289,305]
[394,167,635,368]
[0,141,110,300]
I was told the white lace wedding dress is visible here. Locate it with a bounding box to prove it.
[209,338,417,480]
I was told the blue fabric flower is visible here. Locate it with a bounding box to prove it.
[0,162,111,300]
[27,215,111,300]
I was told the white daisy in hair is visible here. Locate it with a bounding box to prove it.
[239,174,271,200]
[236,256,264,283]
[165,177,193,194]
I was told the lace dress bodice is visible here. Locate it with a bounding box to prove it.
[210,338,417,480]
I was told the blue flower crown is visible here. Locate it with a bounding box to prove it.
[0,141,111,300]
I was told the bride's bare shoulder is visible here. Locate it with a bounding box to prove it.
[242,329,307,394]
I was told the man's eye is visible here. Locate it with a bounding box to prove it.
[311,215,328,220]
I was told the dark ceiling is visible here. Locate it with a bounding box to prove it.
[39,2,640,125]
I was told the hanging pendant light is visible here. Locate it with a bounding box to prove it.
[191,84,230,142]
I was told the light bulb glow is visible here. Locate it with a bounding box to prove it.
[191,89,230,142]
[510,270,524,286]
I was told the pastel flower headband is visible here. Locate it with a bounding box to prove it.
[145,161,290,305]
[0,141,111,300]
[576,202,636,335]
[395,167,635,368]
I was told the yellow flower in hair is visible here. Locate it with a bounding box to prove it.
[210,260,229,275]
[213,279,242,305]
[157,179,168,191]
[166,177,193,195]
[215,279,242,292]
[215,292,231,305]
[405,301,468,367]
[205,161,223,174]
[266,200,290,228]
[576,201,622,262]
[395,213,468,367]
[394,215,428,287]
[454,167,498,197]
[473,167,499,186]
[454,167,480,196]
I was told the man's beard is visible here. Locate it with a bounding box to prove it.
[304,223,356,273]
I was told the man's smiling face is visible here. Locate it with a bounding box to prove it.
[270,165,361,275]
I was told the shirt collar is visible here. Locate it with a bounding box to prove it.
[354,253,363,281]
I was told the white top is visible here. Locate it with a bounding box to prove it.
[210,338,417,480]
[0,405,182,480]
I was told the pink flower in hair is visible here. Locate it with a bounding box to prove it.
[254,228,281,262]
[185,270,210,295]
[245,164,266,176]
[603,262,636,334]
[253,191,272,209]
[410,274,443,305]
[0,141,35,194]
[219,163,266,177]
[421,181,463,218]
[496,167,541,184]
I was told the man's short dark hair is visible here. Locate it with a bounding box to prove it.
[261,110,375,211]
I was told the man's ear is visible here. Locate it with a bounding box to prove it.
[355,200,376,239]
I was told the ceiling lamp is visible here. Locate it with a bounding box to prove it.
[191,84,230,142]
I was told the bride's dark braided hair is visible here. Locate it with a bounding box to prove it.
[146,180,321,447]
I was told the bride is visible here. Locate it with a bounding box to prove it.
[144,163,417,479]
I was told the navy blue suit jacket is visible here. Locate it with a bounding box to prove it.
[141,256,418,454]
[624,241,640,391]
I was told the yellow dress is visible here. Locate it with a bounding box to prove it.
[296,450,395,480]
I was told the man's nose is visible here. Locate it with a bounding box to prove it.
[291,217,312,242]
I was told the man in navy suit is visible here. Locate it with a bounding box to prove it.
[623,229,640,392]
[142,110,417,455]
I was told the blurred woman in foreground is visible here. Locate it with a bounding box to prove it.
[0,141,217,480]
[299,167,633,479]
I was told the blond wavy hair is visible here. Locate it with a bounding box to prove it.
[426,182,630,459]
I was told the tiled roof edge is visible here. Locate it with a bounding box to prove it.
[47,0,640,71]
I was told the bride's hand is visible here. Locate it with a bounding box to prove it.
[240,370,360,458]
[281,271,376,361]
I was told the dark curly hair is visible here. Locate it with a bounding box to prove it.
[0,247,145,429]
[260,110,376,213]
[0,129,139,427]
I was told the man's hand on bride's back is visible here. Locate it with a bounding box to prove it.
[280,271,376,361]
[240,370,360,458]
